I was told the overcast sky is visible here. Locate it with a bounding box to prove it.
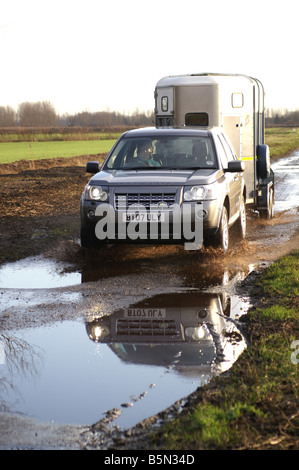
[1,0,298,115]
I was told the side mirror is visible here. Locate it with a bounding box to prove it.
[225,161,245,172]
[86,161,100,173]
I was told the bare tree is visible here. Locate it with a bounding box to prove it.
[18,101,57,126]
[0,106,17,126]
[265,107,299,126]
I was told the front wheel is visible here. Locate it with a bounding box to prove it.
[215,206,229,252]
[235,196,246,239]
[80,224,102,249]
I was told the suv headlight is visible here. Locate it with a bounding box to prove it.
[90,325,109,342]
[85,185,108,201]
[184,184,217,201]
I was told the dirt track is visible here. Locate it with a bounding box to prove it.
[0,154,298,268]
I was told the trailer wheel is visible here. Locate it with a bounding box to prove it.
[260,187,274,220]
[257,144,271,180]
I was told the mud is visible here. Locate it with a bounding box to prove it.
[0,153,298,449]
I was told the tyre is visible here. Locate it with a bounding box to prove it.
[257,144,271,180]
[80,224,101,248]
[215,206,229,252]
[260,187,274,220]
[235,195,246,239]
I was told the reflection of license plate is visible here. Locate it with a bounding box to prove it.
[122,212,165,222]
[124,308,166,318]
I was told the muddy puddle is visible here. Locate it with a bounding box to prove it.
[0,256,81,289]
[0,257,250,431]
[0,287,249,431]
[271,151,299,212]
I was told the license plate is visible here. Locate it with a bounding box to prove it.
[124,308,166,318]
[122,212,165,222]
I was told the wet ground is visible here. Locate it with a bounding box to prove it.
[0,151,298,449]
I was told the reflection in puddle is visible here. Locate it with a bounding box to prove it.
[87,293,247,377]
[0,256,81,289]
[271,152,299,213]
[0,291,249,430]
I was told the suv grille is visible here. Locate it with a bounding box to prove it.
[115,193,176,211]
[116,319,179,337]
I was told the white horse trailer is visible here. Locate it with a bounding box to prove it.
[155,73,274,218]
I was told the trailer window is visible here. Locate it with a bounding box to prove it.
[161,96,168,112]
[185,113,209,126]
[232,93,244,108]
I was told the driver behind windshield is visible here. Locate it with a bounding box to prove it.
[134,141,160,167]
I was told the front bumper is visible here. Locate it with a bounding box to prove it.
[81,195,222,246]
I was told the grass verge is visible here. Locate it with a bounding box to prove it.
[265,127,299,159]
[150,251,299,450]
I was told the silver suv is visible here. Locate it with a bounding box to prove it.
[80,127,246,252]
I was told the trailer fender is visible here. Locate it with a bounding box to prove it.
[257,144,271,180]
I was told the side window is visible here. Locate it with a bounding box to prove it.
[215,136,229,169]
[220,133,237,161]
[106,140,133,168]
[221,133,238,160]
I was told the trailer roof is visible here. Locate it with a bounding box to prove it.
[155,73,257,88]
[121,126,218,138]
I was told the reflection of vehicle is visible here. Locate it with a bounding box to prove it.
[85,293,246,374]
[81,127,246,252]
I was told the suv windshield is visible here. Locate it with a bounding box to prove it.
[103,136,217,170]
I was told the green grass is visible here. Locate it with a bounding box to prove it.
[151,251,299,449]
[256,253,299,306]
[0,139,117,164]
[265,127,299,159]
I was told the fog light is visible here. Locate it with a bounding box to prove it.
[196,208,207,219]
[87,210,95,220]
[197,308,208,319]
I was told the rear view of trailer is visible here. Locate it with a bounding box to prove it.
[155,73,274,218]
